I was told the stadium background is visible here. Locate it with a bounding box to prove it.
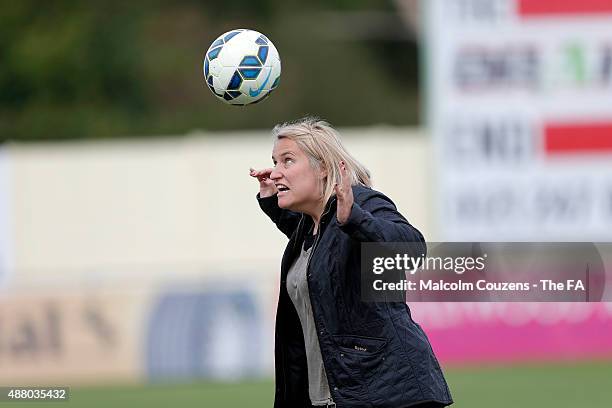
[1,1,611,407]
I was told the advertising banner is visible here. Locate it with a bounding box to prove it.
[0,285,273,384]
[424,0,612,362]
[0,291,145,384]
[426,0,612,241]
[414,302,612,363]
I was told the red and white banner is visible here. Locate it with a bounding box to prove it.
[426,0,612,241]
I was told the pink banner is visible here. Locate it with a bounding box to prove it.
[412,303,612,363]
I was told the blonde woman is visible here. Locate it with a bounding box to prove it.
[250,117,452,408]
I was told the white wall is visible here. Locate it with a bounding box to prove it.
[7,127,431,287]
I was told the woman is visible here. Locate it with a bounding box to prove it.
[250,117,452,408]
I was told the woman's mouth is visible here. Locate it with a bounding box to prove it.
[276,184,290,194]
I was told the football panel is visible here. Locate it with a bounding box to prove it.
[216,66,240,92]
[207,46,222,60]
[239,68,261,80]
[207,76,224,97]
[227,71,243,90]
[268,59,281,88]
[223,30,243,43]
[240,56,261,67]
[230,92,254,105]
[211,72,228,95]
[257,46,269,64]
[209,37,224,49]
[218,32,259,68]
[249,66,273,93]
[242,29,262,43]
[265,43,281,66]
[208,58,222,78]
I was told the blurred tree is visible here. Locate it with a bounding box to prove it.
[0,0,421,141]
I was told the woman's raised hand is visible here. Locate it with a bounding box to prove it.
[334,161,353,225]
[250,167,278,198]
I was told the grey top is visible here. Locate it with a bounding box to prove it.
[286,243,333,406]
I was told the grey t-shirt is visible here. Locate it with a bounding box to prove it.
[286,244,333,406]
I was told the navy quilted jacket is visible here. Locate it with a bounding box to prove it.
[258,185,453,408]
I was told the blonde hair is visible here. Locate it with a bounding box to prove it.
[272,117,372,205]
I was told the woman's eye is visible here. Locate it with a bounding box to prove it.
[284,158,294,164]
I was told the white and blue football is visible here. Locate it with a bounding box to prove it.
[203,29,281,105]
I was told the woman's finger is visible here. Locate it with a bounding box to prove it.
[338,161,348,189]
[334,182,344,198]
[257,168,273,177]
[249,167,273,179]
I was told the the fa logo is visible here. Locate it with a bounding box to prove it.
[566,280,585,291]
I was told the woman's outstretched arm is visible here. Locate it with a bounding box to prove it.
[335,162,425,246]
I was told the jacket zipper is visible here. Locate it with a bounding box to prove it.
[305,202,336,404]
[280,214,305,402]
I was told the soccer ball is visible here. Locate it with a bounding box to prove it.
[203,29,281,105]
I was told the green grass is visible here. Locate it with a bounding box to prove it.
[445,360,612,407]
[3,361,611,408]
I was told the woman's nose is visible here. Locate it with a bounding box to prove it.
[270,167,282,180]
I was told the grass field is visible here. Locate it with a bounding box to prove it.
[4,361,611,408]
